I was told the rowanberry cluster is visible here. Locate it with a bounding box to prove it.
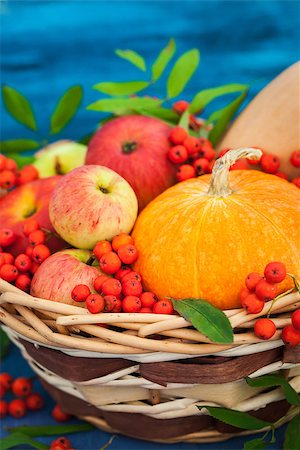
[51,403,72,422]
[167,126,216,182]
[240,262,300,346]
[0,220,51,292]
[50,436,74,450]
[172,100,205,132]
[71,233,174,315]
[0,154,39,193]
[0,372,44,419]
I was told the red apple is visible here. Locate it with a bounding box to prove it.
[0,176,67,256]
[49,165,138,249]
[86,115,177,210]
[30,249,103,306]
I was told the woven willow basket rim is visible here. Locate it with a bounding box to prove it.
[1,278,299,358]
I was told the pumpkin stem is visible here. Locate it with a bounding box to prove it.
[208,148,262,197]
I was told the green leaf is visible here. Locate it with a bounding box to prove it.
[50,85,83,134]
[7,154,36,169]
[151,38,176,82]
[0,139,40,154]
[178,108,190,130]
[189,83,249,114]
[0,328,10,360]
[246,375,300,407]
[172,298,233,343]
[140,107,179,125]
[207,89,248,145]
[7,423,94,437]
[243,438,268,450]
[115,49,146,72]
[0,432,48,450]
[167,49,200,99]
[2,85,37,131]
[93,81,149,96]
[87,96,161,114]
[198,406,272,430]
[284,413,300,450]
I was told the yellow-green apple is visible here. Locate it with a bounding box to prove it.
[0,176,67,256]
[85,115,176,210]
[49,165,138,249]
[33,140,87,177]
[30,249,103,305]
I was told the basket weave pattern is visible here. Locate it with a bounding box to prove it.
[1,278,300,443]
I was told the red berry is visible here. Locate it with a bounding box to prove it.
[103,295,119,312]
[183,136,201,156]
[240,287,252,302]
[28,230,46,247]
[198,138,215,159]
[208,160,215,173]
[122,296,142,313]
[245,272,263,292]
[255,279,278,301]
[254,318,277,340]
[93,240,112,260]
[0,372,13,390]
[122,279,143,297]
[176,164,196,182]
[193,158,210,175]
[117,244,138,265]
[112,233,134,252]
[292,177,300,189]
[153,300,174,315]
[261,154,280,174]
[291,309,300,331]
[16,165,39,185]
[111,298,122,312]
[30,262,40,275]
[15,274,31,292]
[290,150,300,168]
[86,293,105,314]
[0,252,14,267]
[122,271,142,284]
[281,325,300,347]
[15,254,32,273]
[140,292,157,309]
[101,278,122,296]
[52,404,71,422]
[0,263,19,282]
[0,229,16,247]
[274,171,288,180]
[99,252,122,274]
[4,158,18,172]
[0,170,16,189]
[169,127,189,146]
[93,275,110,293]
[167,145,188,164]
[115,266,132,281]
[25,393,44,410]
[23,218,40,236]
[25,246,34,258]
[0,400,7,418]
[32,244,51,263]
[230,159,249,170]
[0,384,6,398]
[264,261,286,284]
[12,377,32,397]
[172,100,190,115]
[71,284,91,302]
[241,294,265,314]
[50,437,72,450]
[8,398,27,418]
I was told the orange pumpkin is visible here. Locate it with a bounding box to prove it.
[132,148,300,310]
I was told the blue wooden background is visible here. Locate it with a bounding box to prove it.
[1,1,300,449]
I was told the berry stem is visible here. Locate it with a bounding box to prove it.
[267,287,295,317]
[208,148,262,197]
[86,255,96,266]
[287,273,300,293]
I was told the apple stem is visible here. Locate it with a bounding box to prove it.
[86,255,96,266]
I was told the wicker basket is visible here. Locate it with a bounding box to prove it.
[1,278,299,443]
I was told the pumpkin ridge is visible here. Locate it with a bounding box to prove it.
[229,196,300,263]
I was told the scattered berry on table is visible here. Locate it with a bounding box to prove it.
[25,392,45,411]
[0,372,13,390]
[0,400,7,418]
[12,377,33,397]
[8,398,27,418]
[52,404,72,422]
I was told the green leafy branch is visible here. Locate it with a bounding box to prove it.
[197,374,300,449]
[88,38,249,143]
[1,84,83,166]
